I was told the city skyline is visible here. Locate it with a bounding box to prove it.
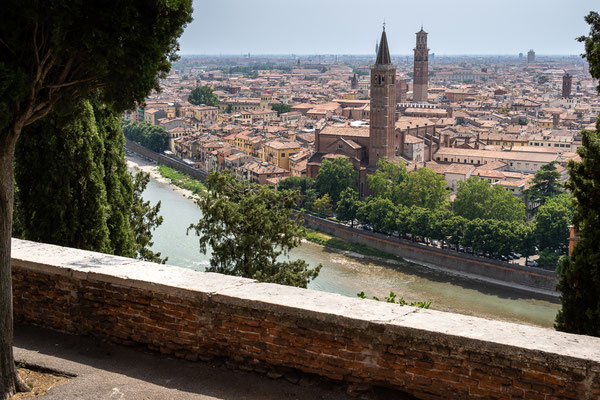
[179,0,597,56]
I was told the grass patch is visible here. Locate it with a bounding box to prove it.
[158,165,205,195]
[305,229,404,262]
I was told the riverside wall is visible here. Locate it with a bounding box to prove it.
[303,214,559,297]
[10,239,600,400]
[125,139,207,181]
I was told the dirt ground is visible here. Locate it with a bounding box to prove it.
[9,367,71,399]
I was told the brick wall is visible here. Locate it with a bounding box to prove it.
[303,214,559,297]
[10,239,600,399]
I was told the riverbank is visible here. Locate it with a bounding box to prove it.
[126,152,198,199]
[305,229,405,263]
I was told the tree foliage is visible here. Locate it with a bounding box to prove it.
[555,13,600,336]
[189,171,321,288]
[188,86,219,107]
[453,177,526,222]
[556,127,600,335]
[578,11,600,93]
[271,103,291,116]
[357,198,398,234]
[534,194,573,255]
[277,176,316,210]
[13,99,165,263]
[122,121,169,153]
[366,158,407,204]
[397,168,450,210]
[525,162,564,205]
[315,157,357,203]
[13,100,111,252]
[313,194,333,217]
[336,188,360,226]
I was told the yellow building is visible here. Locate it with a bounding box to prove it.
[228,130,263,157]
[537,119,553,129]
[260,140,302,171]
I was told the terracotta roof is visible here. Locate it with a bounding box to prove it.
[320,125,369,137]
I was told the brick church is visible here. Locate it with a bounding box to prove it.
[307,27,431,197]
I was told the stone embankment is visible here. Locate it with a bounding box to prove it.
[11,239,600,399]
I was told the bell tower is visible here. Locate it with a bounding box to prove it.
[369,26,396,167]
[413,27,429,103]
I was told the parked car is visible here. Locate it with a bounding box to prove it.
[526,260,539,267]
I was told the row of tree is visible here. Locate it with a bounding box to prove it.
[122,121,169,153]
[278,156,572,268]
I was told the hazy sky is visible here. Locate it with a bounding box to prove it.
[178,1,598,56]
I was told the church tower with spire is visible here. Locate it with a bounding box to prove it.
[369,26,396,167]
[413,27,429,102]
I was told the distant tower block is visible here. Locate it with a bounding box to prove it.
[375,41,379,56]
[351,73,358,90]
[369,27,397,167]
[413,27,429,103]
[562,73,572,98]
[527,49,535,63]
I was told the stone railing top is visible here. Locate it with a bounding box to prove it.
[10,238,600,368]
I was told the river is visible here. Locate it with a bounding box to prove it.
[138,167,560,328]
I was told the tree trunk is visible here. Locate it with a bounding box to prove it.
[0,129,28,399]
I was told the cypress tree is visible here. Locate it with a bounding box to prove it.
[555,12,600,336]
[14,100,111,252]
[13,99,164,262]
[555,121,600,336]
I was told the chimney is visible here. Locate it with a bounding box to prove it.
[444,133,450,148]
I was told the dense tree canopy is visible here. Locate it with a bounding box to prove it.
[357,198,398,234]
[556,125,600,335]
[534,194,573,255]
[188,86,219,107]
[453,177,526,222]
[13,99,165,262]
[122,121,169,153]
[271,103,292,116]
[0,1,192,397]
[13,100,111,252]
[555,12,600,336]
[366,158,407,204]
[277,176,316,210]
[336,188,360,227]
[315,157,357,203]
[313,194,333,217]
[525,162,564,205]
[397,168,450,210]
[189,171,321,288]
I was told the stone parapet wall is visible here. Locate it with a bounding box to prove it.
[303,214,559,297]
[10,239,600,399]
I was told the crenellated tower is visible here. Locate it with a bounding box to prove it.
[413,27,429,103]
[369,27,396,167]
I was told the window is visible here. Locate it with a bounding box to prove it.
[282,153,285,157]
